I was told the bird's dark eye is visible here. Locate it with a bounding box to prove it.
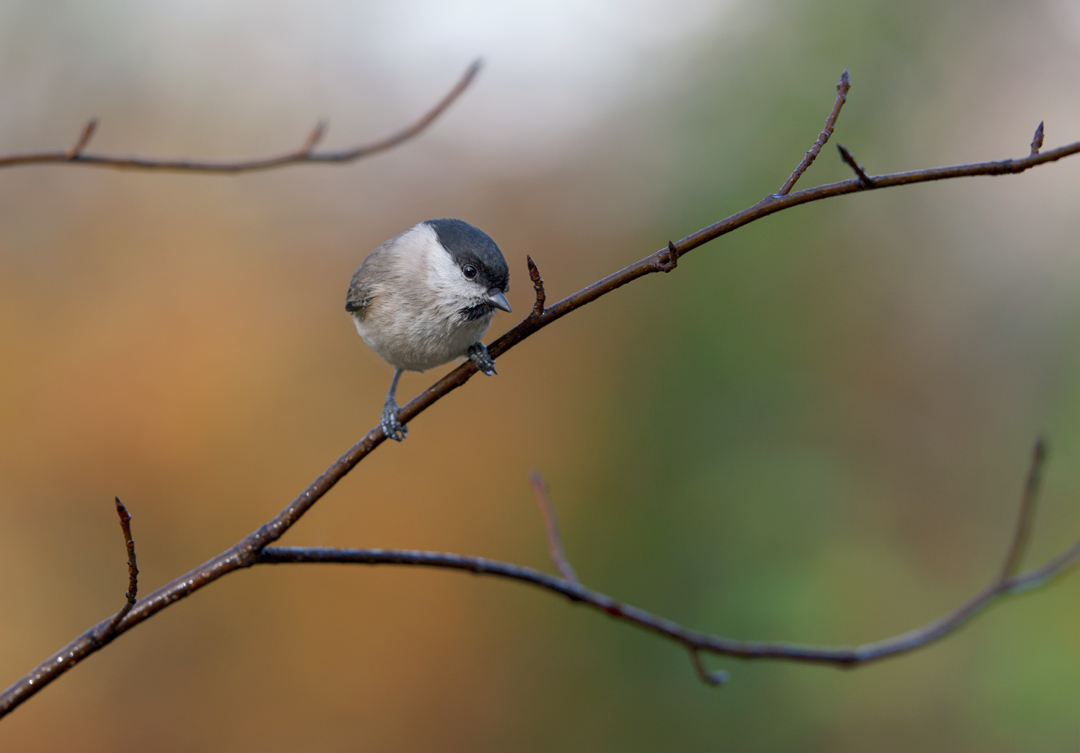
[462,264,478,280]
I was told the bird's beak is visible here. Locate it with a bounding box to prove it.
[488,291,512,313]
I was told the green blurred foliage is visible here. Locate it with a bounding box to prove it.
[1,0,1079,751]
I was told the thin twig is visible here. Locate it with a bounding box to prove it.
[837,143,874,187]
[300,120,328,155]
[529,472,578,583]
[102,498,139,638]
[4,72,1080,715]
[999,438,1047,581]
[1031,122,1045,156]
[526,255,546,319]
[689,650,730,687]
[0,60,481,173]
[66,119,98,159]
[776,69,850,196]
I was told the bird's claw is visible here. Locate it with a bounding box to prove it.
[468,342,497,376]
[381,403,408,442]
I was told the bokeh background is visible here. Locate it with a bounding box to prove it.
[1,0,1079,750]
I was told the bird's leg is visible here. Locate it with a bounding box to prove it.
[468,342,497,376]
[380,368,408,441]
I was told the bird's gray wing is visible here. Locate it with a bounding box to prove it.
[345,266,375,314]
[345,242,395,315]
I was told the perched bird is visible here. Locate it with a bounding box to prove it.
[346,219,511,441]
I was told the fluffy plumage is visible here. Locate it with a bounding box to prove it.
[346,219,511,440]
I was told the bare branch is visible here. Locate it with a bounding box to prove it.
[0,60,481,173]
[250,460,1080,675]
[300,120,328,156]
[100,498,139,639]
[999,438,1047,581]
[3,70,1080,714]
[776,68,850,196]
[529,472,578,584]
[66,119,98,159]
[526,255,546,319]
[837,143,874,187]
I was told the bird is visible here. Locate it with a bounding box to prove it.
[346,218,511,441]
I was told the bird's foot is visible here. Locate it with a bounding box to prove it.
[381,401,408,442]
[468,342,497,376]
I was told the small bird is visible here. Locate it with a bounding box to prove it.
[346,219,511,441]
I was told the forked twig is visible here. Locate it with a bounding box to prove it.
[252,447,1080,677]
[0,60,481,173]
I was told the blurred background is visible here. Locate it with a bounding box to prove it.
[1,0,1079,750]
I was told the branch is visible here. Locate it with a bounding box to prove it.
[0,60,481,173]
[526,255,547,319]
[251,445,1080,671]
[4,70,1080,716]
[776,69,850,196]
[103,497,139,636]
[529,472,578,584]
[837,143,874,187]
[999,438,1046,581]
[66,118,98,159]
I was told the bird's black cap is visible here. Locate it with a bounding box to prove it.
[427,218,509,293]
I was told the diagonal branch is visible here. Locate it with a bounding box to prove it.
[0,60,481,173]
[3,71,1080,716]
[66,119,98,159]
[999,438,1046,581]
[529,471,578,584]
[837,143,874,187]
[776,69,850,195]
